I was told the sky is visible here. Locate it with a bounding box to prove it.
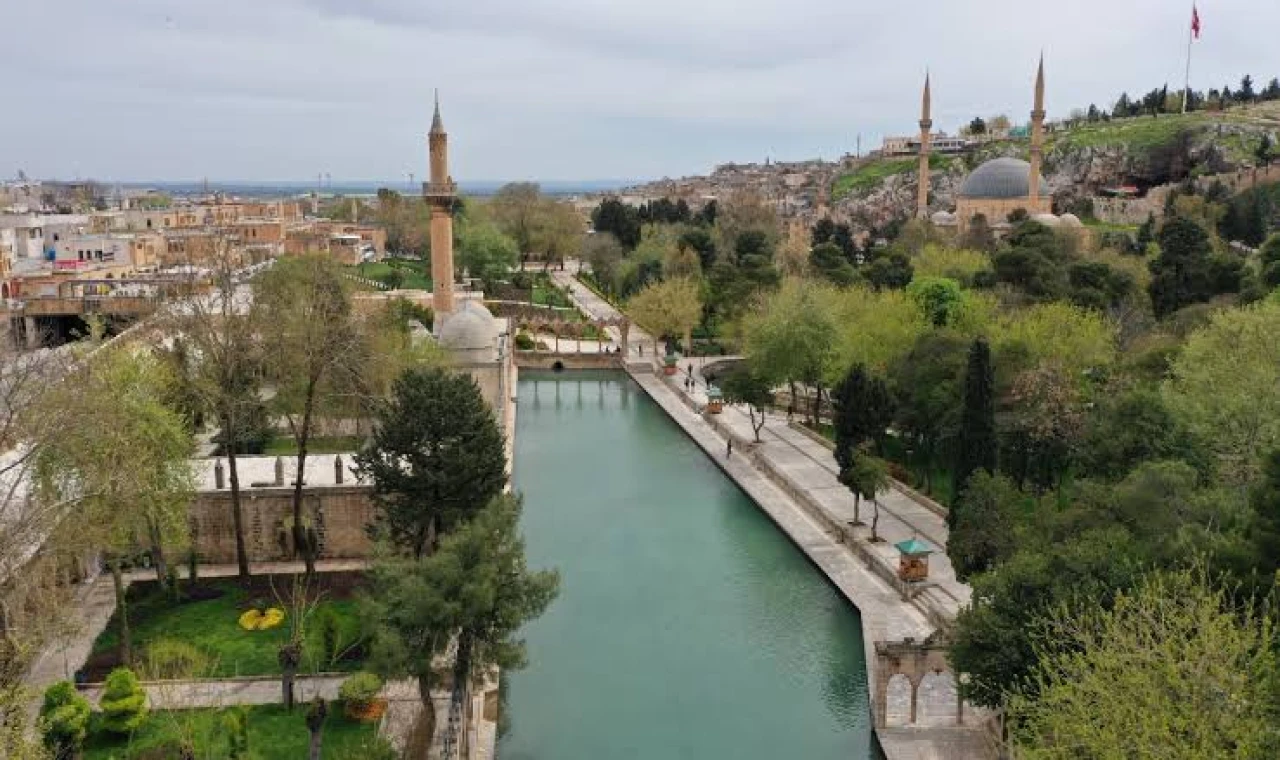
[1,0,1275,184]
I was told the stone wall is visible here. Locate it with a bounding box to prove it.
[514,352,621,370]
[189,485,375,563]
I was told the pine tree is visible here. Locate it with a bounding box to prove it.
[951,339,996,523]
[832,363,895,472]
[356,366,507,558]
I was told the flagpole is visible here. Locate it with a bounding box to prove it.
[1182,2,1195,113]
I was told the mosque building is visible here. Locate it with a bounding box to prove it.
[924,57,1081,232]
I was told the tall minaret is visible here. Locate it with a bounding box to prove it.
[425,90,457,319]
[1028,55,1046,204]
[916,72,933,219]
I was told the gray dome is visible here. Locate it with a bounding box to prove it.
[439,309,495,350]
[460,299,496,322]
[958,157,1041,199]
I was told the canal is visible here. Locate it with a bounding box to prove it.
[499,372,874,759]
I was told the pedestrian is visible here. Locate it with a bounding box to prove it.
[787,402,795,423]
[687,363,694,378]
[727,438,733,458]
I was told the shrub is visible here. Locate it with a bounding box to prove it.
[143,639,210,680]
[99,667,148,735]
[221,706,250,759]
[339,671,384,717]
[40,681,90,757]
[514,332,535,351]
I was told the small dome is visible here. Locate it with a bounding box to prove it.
[930,210,957,226]
[1058,213,1084,228]
[460,299,496,323]
[1031,213,1061,228]
[439,309,495,350]
[958,157,1042,200]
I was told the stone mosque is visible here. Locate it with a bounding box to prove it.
[923,57,1082,232]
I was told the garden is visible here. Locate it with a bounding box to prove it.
[85,572,368,681]
[349,258,432,291]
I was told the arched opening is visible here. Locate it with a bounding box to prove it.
[917,670,959,726]
[552,360,565,372]
[884,673,914,727]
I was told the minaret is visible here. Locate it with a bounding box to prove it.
[916,72,933,219]
[425,90,457,319]
[1028,55,1046,205]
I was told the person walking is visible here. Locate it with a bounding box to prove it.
[726,438,733,458]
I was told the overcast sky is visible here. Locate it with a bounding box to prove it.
[1,0,1274,184]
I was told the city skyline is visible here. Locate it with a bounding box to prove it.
[2,0,1274,182]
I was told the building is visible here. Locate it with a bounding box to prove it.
[923,56,1054,231]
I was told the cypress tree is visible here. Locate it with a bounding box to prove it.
[832,363,895,473]
[951,339,996,526]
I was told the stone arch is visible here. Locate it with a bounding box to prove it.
[917,669,958,726]
[873,636,962,728]
[884,673,914,727]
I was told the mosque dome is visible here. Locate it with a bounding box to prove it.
[439,308,496,350]
[1058,213,1084,228]
[1031,213,1062,228]
[958,157,1042,200]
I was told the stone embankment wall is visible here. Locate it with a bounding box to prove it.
[513,352,620,370]
[1093,162,1280,225]
[189,485,374,563]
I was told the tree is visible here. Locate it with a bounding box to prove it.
[741,279,837,424]
[39,682,89,760]
[947,471,1019,580]
[847,454,891,540]
[591,198,641,250]
[951,338,996,517]
[832,364,895,463]
[809,242,857,286]
[306,697,328,760]
[365,494,558,747]
[625,277,703,356]
[863,251,914,290]
[456,218,518,288]
[529,199,583,271]
[35,348,195,666]
[720,364,773,442]
[967,117,987,135]
[256,254,367,576]
[99,668,148,735]
[1239,74,1256,102]
[1007,567,1280,759]
[906,276,964,327]
[890,332,967,495]
[582,232,625,295]
[1262,234,1280,288]
[1164,299,1280,485]
[1250,450,1280,587]
[489,182,543,254]
[356,366,507,558]
[170,237,263,578]
[1149,216,1240,318]
[1077,389,1205,481]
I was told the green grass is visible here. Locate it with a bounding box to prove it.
[262,436,365,456]
[1049,112,1212,152]
[90,578,365,679]
[349,258,432,290]
[832,154,955,201]
[83,703,381,760]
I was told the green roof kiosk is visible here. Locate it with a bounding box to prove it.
[894,537,934,583]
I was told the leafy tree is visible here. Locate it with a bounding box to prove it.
[913,245,991,284]
[625,277,704,355]
[741,279,837,424]
[1078,388,1206,481]
[581,232,625,295]
[846,454,891,540]
[1007,567,1280,759]
[1250,450,1280,587]
[720,364,773,442]
[1164,299,1280,485]
[489,182,544,254]
[890,332,967,494]
[456,219,518,288]
[356,366,506,558]
[906,276,964,327]
[1002,364,1085,494]
[529,198,583,271]
[951,338,996,516]
[693,199,718,227]
[1066,261,1135,311]
[991,301,1116,378]
[39,681,90,759]
[831,364,895,463]
[591,198,642,250]
[947,471,1019,580]
[1149,216,1241,318]
[1261,234,1280,287]
[257,254,367,576]
[677,227,717,273]
[863,251,914,290]
[365,494,558,746]
[967,117,987,135]
[809,242,857,286]
[827,286,930,377]
[99,668,148,735]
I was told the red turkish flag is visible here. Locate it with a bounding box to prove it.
[1192,5,1201,39]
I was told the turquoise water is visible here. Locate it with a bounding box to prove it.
[499,372,873,759]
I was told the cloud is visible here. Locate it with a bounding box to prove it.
[0,0,1275,182]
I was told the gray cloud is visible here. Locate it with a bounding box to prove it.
[1,0,1275,182]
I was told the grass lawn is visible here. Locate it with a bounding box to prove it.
[262,435,366,456]
[83,703,381,760]
[832,154,955,201]
[349,259,432,290]
[88,575,367,680]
